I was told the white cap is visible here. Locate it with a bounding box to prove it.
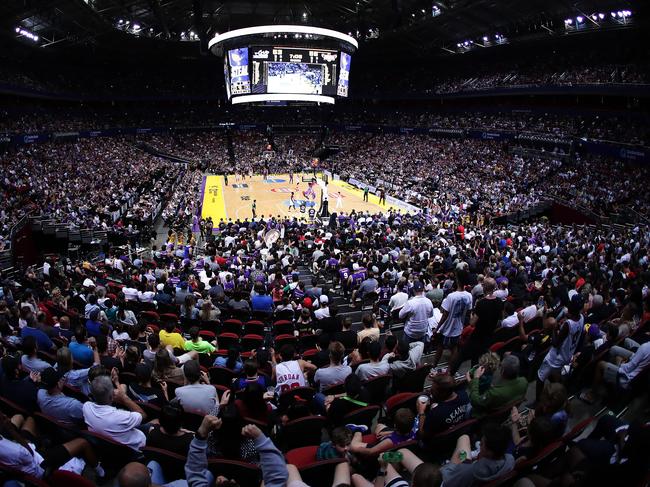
[83,278,95,288]
[319,295,329,305]
[156,283,165,291]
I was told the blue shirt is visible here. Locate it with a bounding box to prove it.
[85,319,105,338]
[69,341,94,367]
[20,326,53,351]
[251,294,273,313]
[213,357,243,373]
[37,390,84,426]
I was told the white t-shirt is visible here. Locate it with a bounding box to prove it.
[82,402,146,451]
[520,304,539,323]
[275,360,306,395]
[501,313,519,328]
[440,290,473,338]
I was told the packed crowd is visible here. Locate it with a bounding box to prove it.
[0,204,648,487]
[0,138,180,249]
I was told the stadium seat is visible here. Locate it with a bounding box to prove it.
[393,364,432,392]
[385,392,419,418]
[342,405,380,428]
[48,470,95,487]
[283,415,327,450]
[209,366,237,387]
[285,446,345,487]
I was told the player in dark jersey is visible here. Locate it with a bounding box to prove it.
[288,192,296,212]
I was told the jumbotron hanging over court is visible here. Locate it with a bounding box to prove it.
[208,25,358,105]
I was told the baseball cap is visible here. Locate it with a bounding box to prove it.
[82,278,95,288]
[41,367,64,389]
[319,295,329,305]
[586,323,601,340]
[156,283,165,291]
[413,280,424,292]
[302,297,313,309]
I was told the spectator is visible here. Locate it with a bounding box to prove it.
[468,355,528,418]
[83,374,148,451]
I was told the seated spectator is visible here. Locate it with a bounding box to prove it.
[128,362,168,407]
[20,317,55,352]
[85,309,106,338]
[20,335,52,373]
[441,423,514,487]
[419,373,470,440]
[382,339,424,378]
[0,411,104,480]
[325,374,370,426]
[233,359,269,390]
[69,326,95,367]
[468,355,527,418]
[349,448,441,487]
[146,402,194,455]
[57,345,97,396]
[96,334,122,371]
[251,286,274,314]
[173,360,218,415]
[153,348,185,386]
[159,321,186,350]
[316,426,353,460]
[37,367,85,426]
[272,344,317,395]
[213,346,243,372]
[355,340,390,381]
[349,408,417,455]
[356,313,380,343]
[184,326,216,354]
[334,317,357,350]
[180,294,199,321]
[580,340,650,404]
[295,307,314,336]
[0,355,40,412]
[314,341,352,393]
[83,374,148,451]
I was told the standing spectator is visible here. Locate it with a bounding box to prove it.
[433,271,472,369]
[399,280,434,343]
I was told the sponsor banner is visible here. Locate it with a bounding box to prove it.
[386,195,420,214]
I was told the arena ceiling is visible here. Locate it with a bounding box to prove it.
[2,0,640,57]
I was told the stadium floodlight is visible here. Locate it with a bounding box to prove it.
[15,27,39,42]
[482,36,488,42]
[118,19,124,24]
[576,16,583,23]
[133,23,141,31]
[432,5,441,17]
[598,13,605,19]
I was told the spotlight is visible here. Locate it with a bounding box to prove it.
[15,27,20,33]
[564,18,572,25]
[598,13,605,19]
[482,36,488,42]
[133,23,141,31]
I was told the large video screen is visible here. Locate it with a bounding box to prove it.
[267,62,323,94]
[337,52,351,97]
[227,48,251,96]
[224,45,352,103]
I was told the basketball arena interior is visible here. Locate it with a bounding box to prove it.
[0,1,649,486]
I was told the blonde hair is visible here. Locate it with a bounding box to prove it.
[478,351,501,374]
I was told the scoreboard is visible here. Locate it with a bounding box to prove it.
[210,25,357,104]
[248,46,339,96]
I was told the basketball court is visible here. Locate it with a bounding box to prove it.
[200,173,401,223]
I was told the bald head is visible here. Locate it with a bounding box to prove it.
[483,278,496,294]
[118,462,151,487]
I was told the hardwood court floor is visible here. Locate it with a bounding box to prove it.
[200,174,397,223]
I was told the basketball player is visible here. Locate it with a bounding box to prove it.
[224,173,228,186]
[336,191,343,209]
[252,200,257,219]
[289,192,296,212]
[289,170,294,184]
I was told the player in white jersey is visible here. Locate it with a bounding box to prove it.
[536,296,584,398]
[336,191,343,209]
[273,344,316,396]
